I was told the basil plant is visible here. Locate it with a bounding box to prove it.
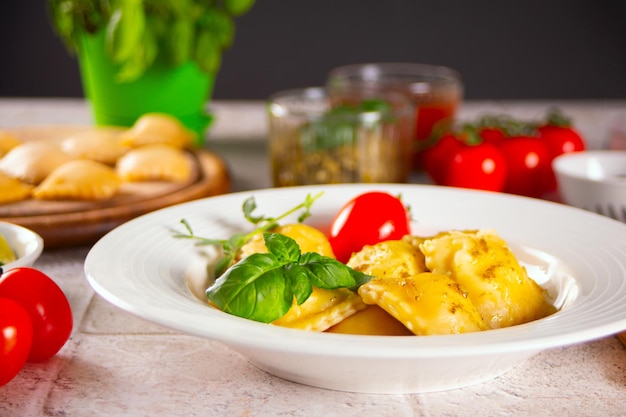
[48,0,255,82]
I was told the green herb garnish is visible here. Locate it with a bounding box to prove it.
[174,192,372,323]
[206,232,371,323]
[174,192,323,276]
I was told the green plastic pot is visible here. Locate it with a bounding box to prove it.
[77,31,214,146]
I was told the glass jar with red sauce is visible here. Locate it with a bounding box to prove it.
[327,63,463,169]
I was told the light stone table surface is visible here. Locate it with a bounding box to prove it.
[0,98,625,417]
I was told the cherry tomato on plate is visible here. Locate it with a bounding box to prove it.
[0,267,72,362]
[328,192,411,263]
[0,297,33,386]
[499,136,552,198]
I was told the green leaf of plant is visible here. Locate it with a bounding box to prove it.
[106,0,146,64]
[284,264,313,305]
[224,0,256,16]
[207,253,293,323]
[263,232,301,264]
[298,252,372,291]
[167,18,194,65]
[194,28,221,75]
[115,24,158,83]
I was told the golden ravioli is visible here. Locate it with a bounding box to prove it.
[273,287,366,332]
[0,132,21,157]
[326,304,413,336]
[0,141,72,184]
[359,272,488,335]
[419,229,555,329]
[61,127,129,165]
[0,172,33,204]
[116,144,193,182]
[120,113,195,149]
[33,160,121,201]
[347,239,427,278]
[239,223,335,261]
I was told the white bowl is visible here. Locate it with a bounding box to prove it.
[84,184,626,394]
[553,150,626,222]
[0,221,44,271]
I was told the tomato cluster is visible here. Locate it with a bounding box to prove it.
[422,109,586,197]
[0,267,73,386]
[328,191,411,263]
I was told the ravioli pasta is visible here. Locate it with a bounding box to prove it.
[0,113,199,204]
[227,224,556,336]
[33,160,122,201]
[0,172,34,204]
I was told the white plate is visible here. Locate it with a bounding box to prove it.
[0,221,44,270]
[84,184,626,394]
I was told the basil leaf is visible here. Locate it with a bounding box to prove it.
[264,232,300,264]
[115,24,157,83]
[168,18,194,65]
[298,252,371,291]
[206,232,372,322]
[106,0,145,64]
[194,28,221,74]
[224,0,256,16]
[207,253,293,323]
[284,264,313,306]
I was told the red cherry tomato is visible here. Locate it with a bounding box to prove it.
[536,124,586,192]
[0,267,72,362]
[479,127,507,145]
[499,136,552,198]
[328,192,411,263]
[423,133,463,185]
[442,142,508,192]
[0,297,33,386]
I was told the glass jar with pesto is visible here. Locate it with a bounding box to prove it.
[267,87,414,187]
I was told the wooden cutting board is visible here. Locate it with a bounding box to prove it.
[0,126,230,248]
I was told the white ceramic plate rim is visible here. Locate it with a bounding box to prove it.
[84,184,626,359]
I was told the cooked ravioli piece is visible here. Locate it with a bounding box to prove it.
[61,127,129,165]
[272,287,366,332]
[358,272,488,335]
[326,304,413,336]
[239,223,335,261]
[0,132,22,157]
[0,141,72,184]
[33,159,121,201]
[420,229,555,329]
[347,239,427,278]
[120,113,195,149]
[0,172,33,204]
[116,144,192,182]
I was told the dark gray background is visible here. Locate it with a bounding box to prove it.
[1,1,625,100]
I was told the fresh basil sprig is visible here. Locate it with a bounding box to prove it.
[174,192,323,276]
[207,232,371,323]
